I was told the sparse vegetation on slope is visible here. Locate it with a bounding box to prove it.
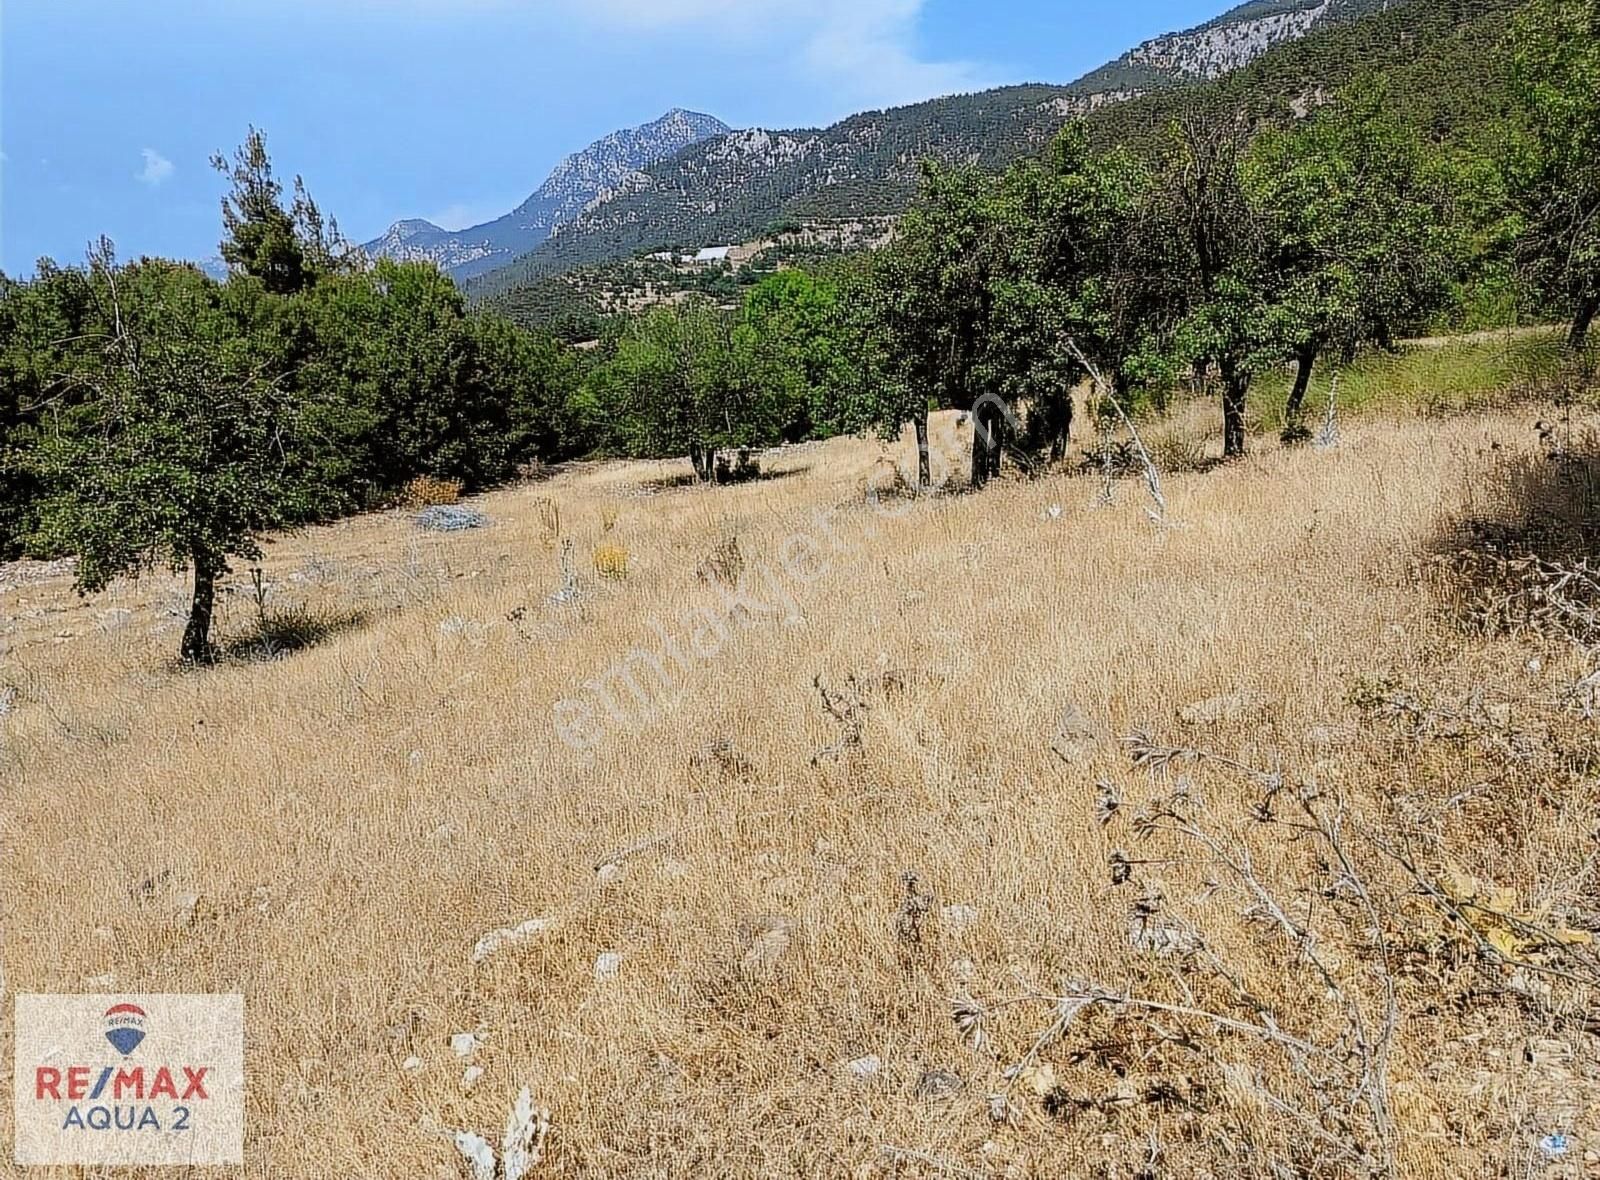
[7,388,1600,1176]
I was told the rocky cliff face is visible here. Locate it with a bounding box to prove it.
[361,110,731,281]
[1126,0,1340,80]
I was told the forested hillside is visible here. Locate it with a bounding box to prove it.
[464,0,1382,302]
[477,0,1526,331]
[1089,0,1526,151]
[472,0,1526,321]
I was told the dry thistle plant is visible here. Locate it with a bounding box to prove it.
[955,729,1406,1177]
[533,497,561,549]
[810,672,868,766]
[1067,337,1170,525]
[548,538,579,604]
[399,474,465,508]
[696,533,744,587]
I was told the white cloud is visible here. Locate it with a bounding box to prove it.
[136,148,174,186]
[567,0,990,110]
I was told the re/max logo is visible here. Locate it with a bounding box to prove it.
[34,1067,210,1101]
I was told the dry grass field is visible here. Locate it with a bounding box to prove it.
[5,378,1600,1177]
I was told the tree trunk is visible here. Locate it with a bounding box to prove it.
[182,550,219,665]
[1220,361,1249,459]
[1282,344,1318,441]
[1570,293,1598,355]
[970,401,1004,489]
[1051,391,1073,463]
[913,413,931,490]
[989,406,1006,479]
[688,441,711,482]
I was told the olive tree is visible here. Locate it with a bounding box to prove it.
[33,245,311,663]
[1510,0,1600,352]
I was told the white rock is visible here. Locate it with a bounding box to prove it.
[594,951,623,980]
[941,904,979,935]
[460,1065,485,1090]
[472,916,558,964]
[401,1055,424,1074]
[596,862,622,884]
[1179,690,1270,726]
[740,915,794,972]
[174,892,201,927]
[845,1054,882,1079]
[450,1032,480,1058]
[453,1131,494,1180]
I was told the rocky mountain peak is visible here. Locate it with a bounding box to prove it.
[363,110,732,280]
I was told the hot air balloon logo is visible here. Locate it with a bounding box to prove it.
[103,1003,148,1056]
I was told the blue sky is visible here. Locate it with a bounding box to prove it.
[1,0,1226,274]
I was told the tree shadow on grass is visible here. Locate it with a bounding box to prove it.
[1425,423,1600,637]
[221,606,375,662]
[636,464,812,495]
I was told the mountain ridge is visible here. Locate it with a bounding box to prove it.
[468,0,1389,301]
[361,109,731,280]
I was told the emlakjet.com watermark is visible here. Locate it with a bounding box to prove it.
[13,993,244,1166]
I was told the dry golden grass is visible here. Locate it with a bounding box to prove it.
[4,404,1600,1178]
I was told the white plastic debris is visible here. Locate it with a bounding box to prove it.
[1041,504,1063,521]
[1539,1133,1570,1157]
[471,916,558,965]
[594,951,623,980]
